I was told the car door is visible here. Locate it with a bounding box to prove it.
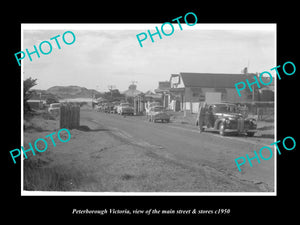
[205,105,216,128]
[202,105,210,127]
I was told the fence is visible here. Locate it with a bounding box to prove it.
[60,104,80,129]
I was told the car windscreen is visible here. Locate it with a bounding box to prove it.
[213,104,236,113]
[153,107,163,112]
[149,102,160,107]
[51,104,60,108]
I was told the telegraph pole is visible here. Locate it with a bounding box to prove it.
[108,85,116,99]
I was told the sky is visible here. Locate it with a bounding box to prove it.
[23,24,276,93]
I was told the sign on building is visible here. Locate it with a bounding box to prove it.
[205,92,222,104]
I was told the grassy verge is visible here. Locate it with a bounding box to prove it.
[23,110,83,191]
[24,159,84,191]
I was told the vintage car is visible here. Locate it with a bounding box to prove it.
[145,102,161,116]
[110,102,120,114]
[117,103,134,115]
[95,104,102,112]
[48,103,60,114]
[112,104,119,114]
[196,103,257,136]
[148,106,170,123]
[101,103,110,113]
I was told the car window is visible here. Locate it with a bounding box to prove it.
[150,102,160,107]
[51,103,60,108]
[153,107,163,112]
[212,104,236,113]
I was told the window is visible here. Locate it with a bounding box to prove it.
[191,87,202,98]
[214,88,227,101]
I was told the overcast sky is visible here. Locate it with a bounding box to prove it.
[23,24,276,92]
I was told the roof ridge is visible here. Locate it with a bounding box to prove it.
[178,72,257,88]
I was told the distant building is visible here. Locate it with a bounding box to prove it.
[144,90,161,101]
[155,81,171,108]
[27,99,46,109]
[258,76,275,101]
[168,72,272,113]
[155,81,171,93]
[123,84,142,98]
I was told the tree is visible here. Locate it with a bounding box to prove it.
[24,77,37,113]
[45,95,59,105]
[94,92,103,99]
[103,89,125,101]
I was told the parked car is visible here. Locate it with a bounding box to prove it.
[112,104,119,114]
[95,104,101,112]
[145,102,161,116]
[111,102,120,114]
[48,103,61,114]
[196,103,257,136]
[107,103,115,113]
[117,103,134,115]
[100,103,112,113]
[148,106,170,123]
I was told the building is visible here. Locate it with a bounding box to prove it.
[27,99,46,110]
[123,83,143,98]
[169,72,269,113]
[258,76,275,101]
[154,81,171,108]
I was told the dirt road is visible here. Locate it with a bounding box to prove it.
[23,108,275,193]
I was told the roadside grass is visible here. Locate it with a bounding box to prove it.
[22,107,273,192]
[23,159,84,191]
[24,110,58,132]
[23,110,82,191]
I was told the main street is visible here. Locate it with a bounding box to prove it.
[80,109,275,193]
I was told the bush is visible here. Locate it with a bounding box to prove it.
[46,96,59,105]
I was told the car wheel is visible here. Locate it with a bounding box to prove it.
[219,123,226,136]
[166,119,170,123]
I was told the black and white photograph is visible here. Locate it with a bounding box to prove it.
[4,3,299,220]
[20,24,276,195]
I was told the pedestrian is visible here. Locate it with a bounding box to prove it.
[197,102,207,133]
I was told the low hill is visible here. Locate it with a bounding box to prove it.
[46,86,101,99]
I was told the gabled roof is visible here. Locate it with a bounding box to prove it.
[179,72,257,88]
